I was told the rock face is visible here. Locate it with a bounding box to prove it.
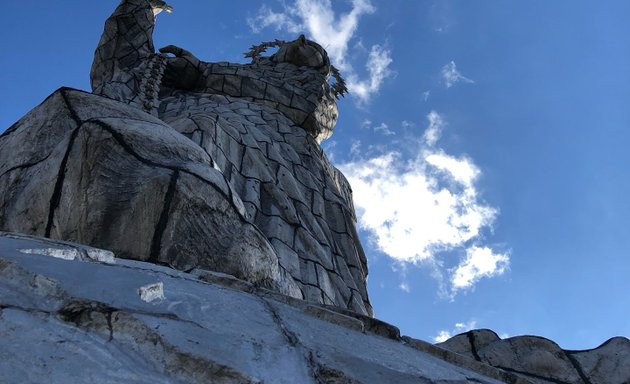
[438,329,630,384]
[2,234,629,384]
[0,232,515,384]
[0,0,370,315]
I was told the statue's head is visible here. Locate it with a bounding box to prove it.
[245,36,347,143]
[272,35,330,70]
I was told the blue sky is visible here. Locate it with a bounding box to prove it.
[2,1,630,350]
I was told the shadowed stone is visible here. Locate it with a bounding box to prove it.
[439,330,630,384]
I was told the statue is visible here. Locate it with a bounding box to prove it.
[0,0,371,316]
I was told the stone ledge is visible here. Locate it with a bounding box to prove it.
[0,231,505,383]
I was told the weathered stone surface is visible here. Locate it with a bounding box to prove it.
[0,88,297,298]
[568,337,630,384]
[438,329,630,384]
[438,329,502,359]
[0,232,508,384]
[480,337,582,383]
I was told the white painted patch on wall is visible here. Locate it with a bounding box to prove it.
[138,282,166,303]
[18,247,115,264]
[19,248,80,260]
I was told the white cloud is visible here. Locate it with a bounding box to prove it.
[450,246,510,293]
[399,281,410,293]
[338,111,508,297]
[422,90,431,101]
[374,122,395,136]
[433,330,452,343]
[340,152,495,263]
[441,61,474,88]
[433,320,478,343]
[423,110,443,146]
[248,0,392,103]
[425,153,480,188]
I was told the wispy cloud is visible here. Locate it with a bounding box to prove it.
[441,61,474,88]
[247,5,301,34]
[433,320,478,343]
[374,123,395,136]
[350,140,362,157]
[391,262,411,293]
[338,111,508,297]
[401,120,415,129]
[348,44,393,102]
[429,1,456,34]
[247,0,393,103]
[423,110,443,146]
[362,120,396,136]
[321,139,338,161]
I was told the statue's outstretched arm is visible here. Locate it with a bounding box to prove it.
[90,0,171,97]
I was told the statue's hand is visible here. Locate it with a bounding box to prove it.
[160,45,198,60]
[159,45,202,91]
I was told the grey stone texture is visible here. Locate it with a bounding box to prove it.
[0,89,298,299]
[438,329,630,384]
[0,0,370,315]
[0,232,516,383]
